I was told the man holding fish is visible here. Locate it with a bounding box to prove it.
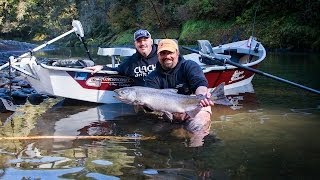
[87,33,230,131]
[115,39,231,132]
[144,39,217,131]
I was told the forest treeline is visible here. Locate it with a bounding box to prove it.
[0,0,319,51]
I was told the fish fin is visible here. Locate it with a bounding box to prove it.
[163,111,173,121]
[133,100,142,105]
[133,105,140,113]
[133,105,145,114]
[211,82,232,106]
[162,89,178,93]
[186,108,202,118]
[134,104,155,113]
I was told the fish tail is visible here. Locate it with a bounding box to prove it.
[210,82,232,106]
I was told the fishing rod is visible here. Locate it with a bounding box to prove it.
[79,36,93,60]
[148,0,168,38]
[74,23,93,61]
[182,46,320,95]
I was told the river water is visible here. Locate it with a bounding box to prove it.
[0,48,319,179]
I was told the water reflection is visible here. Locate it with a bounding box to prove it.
[0,79,319,178]
[0,83,258,178]
[2,43,320,178]
[51,102,137,142]
[0,100,140,179]
[2,167,85,180]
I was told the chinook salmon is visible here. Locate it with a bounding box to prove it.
[114,83,231,119]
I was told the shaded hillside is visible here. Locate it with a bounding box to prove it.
[0,0,319,51]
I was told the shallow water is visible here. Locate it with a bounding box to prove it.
[0,51,320,179]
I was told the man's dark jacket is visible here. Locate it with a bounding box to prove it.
[145,56,208,95]
[103,44,158,86]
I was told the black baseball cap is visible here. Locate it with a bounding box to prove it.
[133,29,151,41]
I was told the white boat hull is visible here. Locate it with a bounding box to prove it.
[16,37,266,104]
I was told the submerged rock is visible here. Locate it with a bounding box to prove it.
[28,94,49,105]
[0,40,57,112]
[0,77,10,87]
[11,90,29,99]
[0,98,16,112]
[0,73,48,112]
[0,88,9,94]
[16,80,31,88]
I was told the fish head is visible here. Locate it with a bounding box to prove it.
[114,87,137,104]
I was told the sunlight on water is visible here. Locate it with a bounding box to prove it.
[86,173,119,180]
[143,169,159,175]
[92,159,113,166]
[2,167,84,180]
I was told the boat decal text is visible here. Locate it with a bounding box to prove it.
[229,70,245,83]
[85,76,133,87]
[134,64,156,77]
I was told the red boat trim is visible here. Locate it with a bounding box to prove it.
[66,71,134,90]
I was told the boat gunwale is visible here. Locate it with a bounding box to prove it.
[38,38,266,75]
[39,63,119,74]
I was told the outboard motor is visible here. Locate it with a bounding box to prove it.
[197,40,225,65]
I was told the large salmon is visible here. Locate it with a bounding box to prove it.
[114,83,231,119]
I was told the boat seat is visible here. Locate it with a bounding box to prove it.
[224,49,242,63]
[97,47,136,68]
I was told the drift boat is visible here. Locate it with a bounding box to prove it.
[0,20,266,104]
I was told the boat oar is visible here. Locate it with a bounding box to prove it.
[0,20,84,71]
[182,46,320,95]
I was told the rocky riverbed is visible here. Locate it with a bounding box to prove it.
[0,40,53,112]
